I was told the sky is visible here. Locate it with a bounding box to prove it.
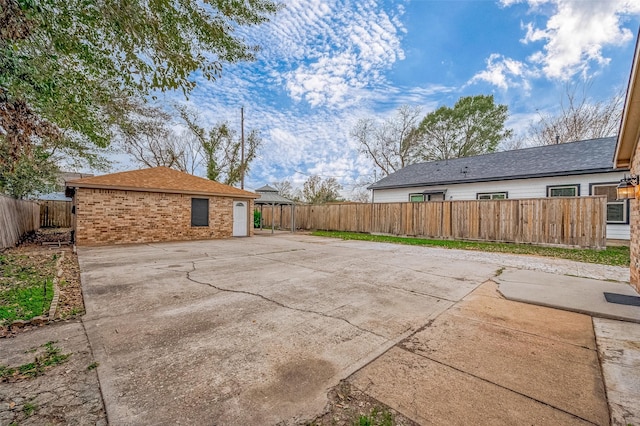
[116,0,640,198]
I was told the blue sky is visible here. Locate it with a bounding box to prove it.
[121,0,640,198]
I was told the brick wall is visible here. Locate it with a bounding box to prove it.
[74,188,252,246]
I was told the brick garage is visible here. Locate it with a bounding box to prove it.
[614,33,640,292]
[66,167,257,246]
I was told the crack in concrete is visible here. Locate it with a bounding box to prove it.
[186,261,388,340]
[359,256,476,283]
[398,347,601,425]
[255,253,466,299]
[385,284,458,303]
[257,252,482,300]
[446,310,596,351]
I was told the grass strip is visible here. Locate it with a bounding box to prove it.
[0,253,58,325]
[311,231,630,267]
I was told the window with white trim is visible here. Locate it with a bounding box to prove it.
[409,192,445,202]
[477,192,507,200]
[591,183,628,224]
[547,185,579,197]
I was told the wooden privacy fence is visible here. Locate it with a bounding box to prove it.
[261,197,607,248]
[40,200,72,228]
[0,194,40,249]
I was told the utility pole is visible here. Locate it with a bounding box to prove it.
[240,106,245,189]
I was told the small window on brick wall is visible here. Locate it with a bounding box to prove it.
[191,198,209,227]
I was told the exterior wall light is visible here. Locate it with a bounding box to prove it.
[616,175,639,200]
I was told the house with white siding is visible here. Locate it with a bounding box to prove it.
[368,137,630,241]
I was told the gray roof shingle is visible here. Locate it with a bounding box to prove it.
[369,137,623,190]
[254,184,295,204]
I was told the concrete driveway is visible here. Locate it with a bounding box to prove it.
[78,233,627,425]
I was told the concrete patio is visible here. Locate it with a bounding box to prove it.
[76,233,639,425]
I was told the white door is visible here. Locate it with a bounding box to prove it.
[233,201,248,237]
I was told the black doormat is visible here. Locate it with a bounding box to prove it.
[604,292,640,307]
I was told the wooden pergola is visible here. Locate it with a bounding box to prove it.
[254,185,296,233]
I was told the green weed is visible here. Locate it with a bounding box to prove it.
[0,341,71,381]
[356,407,394,426]
[22,401,37,416]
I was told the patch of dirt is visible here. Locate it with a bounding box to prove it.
[309,381,419,426]
[18,228,72,246]
[0,323,107,426]
[0,229,105,425]
[54,249,84,321]
[1,228,83,338]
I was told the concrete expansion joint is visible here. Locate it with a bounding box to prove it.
[447,310,596,351]
[361,257,473,282]
[80,318,109,425]
[185,261,387,340]
[399,345,601,426]
[387,284,458,303]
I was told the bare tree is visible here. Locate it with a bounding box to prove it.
[349,189,371,203]
[272,180,300,201]
[526,84,624,145]
[499,134,530,151]
[351,105,423,177]
[117,101,183,168]
[173,131,203,174]
[122,131,184,169]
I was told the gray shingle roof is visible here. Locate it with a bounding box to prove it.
[369,137,624,190]
[255,184,278,193]
[254,184,295,204]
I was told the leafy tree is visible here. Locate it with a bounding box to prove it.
[0,0,278,196]
[302,175,343,204]
[180,108,261,186]
[525,86,623,146]
[419,95,512,161]
[0,143,57,198]
[351,105,423,176]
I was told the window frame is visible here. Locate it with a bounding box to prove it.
[546,184,580,198]
[425,191,446,201]
[589,182,629,225]
[191,198,210,227]
[409,191,446,202]
[476,192,508,200]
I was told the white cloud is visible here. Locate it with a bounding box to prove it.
[469,54,535,91]
[258,0,406,108]
[521,0,640,79]
[474,0,640,89]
